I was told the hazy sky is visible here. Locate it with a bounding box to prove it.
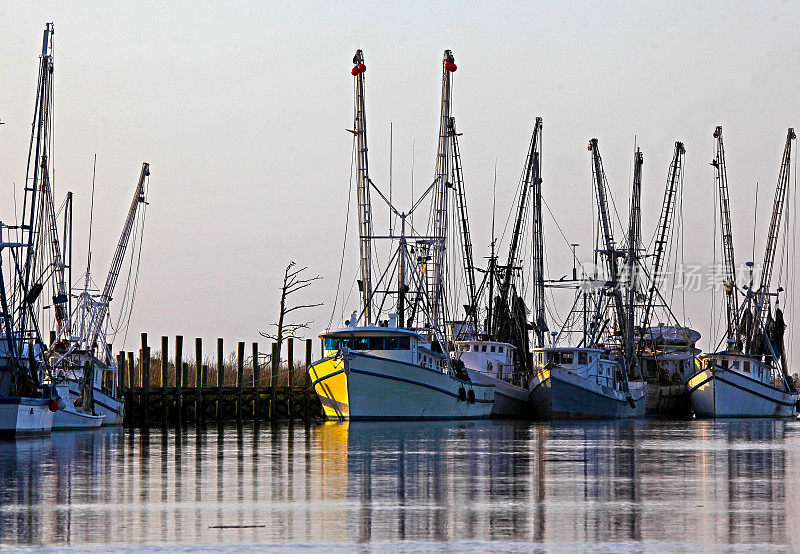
[1,1,799,363]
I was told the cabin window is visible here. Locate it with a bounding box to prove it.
[731,360,739,370]
[482,345,487,352]
[498,346,504,353]
[562,352,574,364]
[351,337,369,350]
[384,337,410,350]
[473,345,479,352]
[549,352,560,364]
[490,346,496,353]
[324,338,337,350]
[721,359,729,369]
[743,361,750,373]
[368,337,385,350]
[578,352,587,365]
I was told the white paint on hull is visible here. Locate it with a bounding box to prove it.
[688,367,798,418]
[0,398,54,437]
[321,352,494,420]
[65,382,125,425]
[466,369,531,418]
[529,367,647,419]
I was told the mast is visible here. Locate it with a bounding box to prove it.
[588,139,627,349]
[351,50,374,325]
[448,116,478,334]
[87,163,149,350]
[641,141,685,330]
[529,119,546,348]
[711,126,740,345]
[626,147,643,367]
[428,50,456,330]
[753,128,796,337]
[500,119,542,306]
[18,23,55,339]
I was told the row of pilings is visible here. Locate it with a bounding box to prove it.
[118,334,323,424]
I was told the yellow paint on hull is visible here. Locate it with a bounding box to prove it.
[309,357,350,420]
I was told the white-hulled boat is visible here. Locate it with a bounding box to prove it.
[310,315,494,421]
[688,350,797,418]
[454,339,531,418]
[529,347,647,419]
[51,382,106,429]
[689,126,799,418]
[0,397,55,438]
[51,353,125,426]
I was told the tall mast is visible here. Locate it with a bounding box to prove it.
[753,128,796,333]
[712,126,740,344]
[428,50,456,330]
[588,139,627,347]
[351,50,374,325]
[18,23,55,338]
[500,119,542,307]
[87,163,149,350]
[641,141,685,330]
[448,117,478,334]
[626,147,643,366]
[529,119,546,348]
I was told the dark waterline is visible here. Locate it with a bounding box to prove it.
[1,419,799,550]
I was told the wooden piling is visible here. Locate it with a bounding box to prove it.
[141,333,150,418]
[161,336,168,388]
[127,352,135,391]
[237,341,244,421]
[195,337,203,420]
[176,335,183,419]
[117,351,126,391]
[305,339,313,387]
[287,338,294,387]
[252,342,260,419]
[195,338,202,387]
[270,342,279,420]
[216,338,223,419]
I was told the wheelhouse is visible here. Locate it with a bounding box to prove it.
[320,326,446,372]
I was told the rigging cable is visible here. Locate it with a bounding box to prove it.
[327,138,356,329]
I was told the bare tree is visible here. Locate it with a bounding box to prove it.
[261,262,322,357]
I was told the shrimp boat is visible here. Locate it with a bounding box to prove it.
[449,118,546,419]
[639,325,700,417]
[311,314,493,420]
[49,161,150,428]
[0,24,65,437]
[309,50,493,420]
[454,338,530,418]
[688,127,798,418]
[530,140,691,419]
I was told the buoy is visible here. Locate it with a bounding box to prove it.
[458,387,467,402]
[357,63,366,73]
[468,389,476,404]
[48,399,59,412]
[445,61,457,72]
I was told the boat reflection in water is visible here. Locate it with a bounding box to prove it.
[1,420,798,548]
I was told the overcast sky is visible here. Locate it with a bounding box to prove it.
[1,1,799,364]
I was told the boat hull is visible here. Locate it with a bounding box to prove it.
[309,351,494,421]
[687,367,798,418]
[0,397,54,438]
[529,367,647,419]
[65,382,124,425]
[466,369,532,418]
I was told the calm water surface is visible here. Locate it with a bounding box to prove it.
[1,419,799,551]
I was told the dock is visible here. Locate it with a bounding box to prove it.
[118,334,322,424]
